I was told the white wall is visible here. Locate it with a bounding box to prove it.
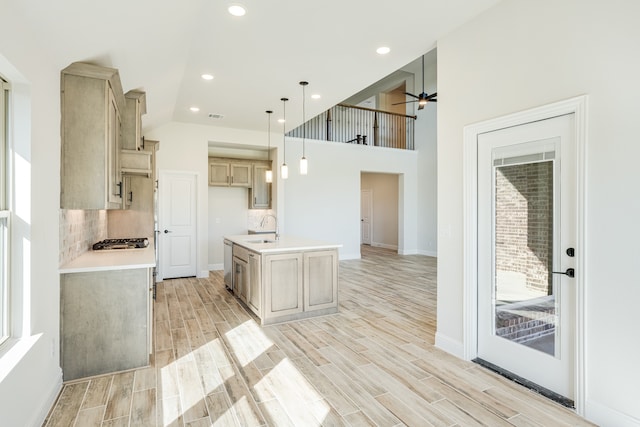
[436,0,640,424]
[208,186,249,269]
[147,121,420,264]
[0,5,64,425]
[283,137,418,259]
[412,49,438,257]
[361,173,399,249]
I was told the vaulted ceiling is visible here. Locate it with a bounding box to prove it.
[11,0,501,132]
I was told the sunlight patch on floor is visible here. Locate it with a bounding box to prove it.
[259,357,330,425]
[224,320,275,366]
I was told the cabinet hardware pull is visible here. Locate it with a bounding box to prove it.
[129,191,133,203]
[117,181,123,198]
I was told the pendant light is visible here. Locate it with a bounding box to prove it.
[299,81,308,175]
[265,110,273,183]
[280,97,289,179]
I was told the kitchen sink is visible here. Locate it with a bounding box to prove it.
[246,239,276,244]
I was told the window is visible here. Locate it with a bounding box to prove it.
[0,78,9,345]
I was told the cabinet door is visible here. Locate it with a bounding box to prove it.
[264,253,303,320]
[304,250,339,312]
[248,252,261,316]
[122,175,133,209]
[230,163,252,187]
[209,161,230,186]
[107,88,122,206]
[61,269,149,381]
[233,256,248,303]
[251,164,271,209]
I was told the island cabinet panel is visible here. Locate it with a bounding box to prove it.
[304,250,339,312]
[248,252,262,316]
[61,268,151,381]
[263,253,303,320]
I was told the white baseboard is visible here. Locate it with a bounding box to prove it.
[32,368,62,427]
[435,332,465,359]
[339,253,361,261]
[208,263,223,271]
[398,248,419,255]
[418,249,437,257]
[371,242,398,251]
[584,399,640,427]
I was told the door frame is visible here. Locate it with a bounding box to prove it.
[360,189,373,245]
[462,95,587,415]
[158,170,198,281]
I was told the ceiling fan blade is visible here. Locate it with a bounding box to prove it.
[404,92,420,100]
[418,103,425,110]
[392,100,418,105]
[426,92,437,99]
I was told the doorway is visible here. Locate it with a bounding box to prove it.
[159,171,198,279]
[463,96,587,412]
[360,172,399,251]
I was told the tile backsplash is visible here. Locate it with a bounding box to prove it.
[59,209,108,266]
[247,209,276,231]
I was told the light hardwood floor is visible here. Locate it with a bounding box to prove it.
[44,246,595,426]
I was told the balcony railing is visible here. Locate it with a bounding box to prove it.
[287,104,416,150]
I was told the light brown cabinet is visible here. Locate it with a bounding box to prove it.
[248,251,262,316]
[61,268,152,381]
[224,238,339,325]
[304,250,339,312]
[60,62,125,209]
[122,90,146,151]
[208,157,252,187]
[263,252,304,321]
[250,161,272,209]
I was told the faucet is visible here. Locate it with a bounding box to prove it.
[260,214,279,240]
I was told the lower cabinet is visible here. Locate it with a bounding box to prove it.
[304,250,339,312]
[225,242,339,325]
[263,253,304,322]
[60,268,152,381]
[248,252,262,316]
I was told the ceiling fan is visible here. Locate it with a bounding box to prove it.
[393,54,437,110]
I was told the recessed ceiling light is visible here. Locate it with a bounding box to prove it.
[311,94,321,99]
[376,46,391,55]
[190,106,200,112]
[228,4,246,16]
[201,74,214,80]
[278,119,285,123]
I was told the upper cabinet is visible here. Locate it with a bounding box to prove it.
[250,161,272,209]
[208,158,252,187]
[60,62,125,209]
[209,157,272,209]
[122,90,146,151]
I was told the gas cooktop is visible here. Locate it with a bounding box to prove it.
[93,237,149,250]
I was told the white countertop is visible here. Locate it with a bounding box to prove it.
[59,244,156,274]
[225,234,342,254]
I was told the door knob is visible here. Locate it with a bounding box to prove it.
[552,268,575,278]
[164,229,172,234]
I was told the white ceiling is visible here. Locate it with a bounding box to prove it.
[12,0,501,132]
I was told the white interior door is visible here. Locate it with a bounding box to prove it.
[361,189,372,245]
[160,171,197,279]
[477,114,576,403]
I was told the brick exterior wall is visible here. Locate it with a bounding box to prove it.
[495,161,553,295]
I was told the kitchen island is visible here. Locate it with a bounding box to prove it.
[59,244,155,381]
[224,234,341,325]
